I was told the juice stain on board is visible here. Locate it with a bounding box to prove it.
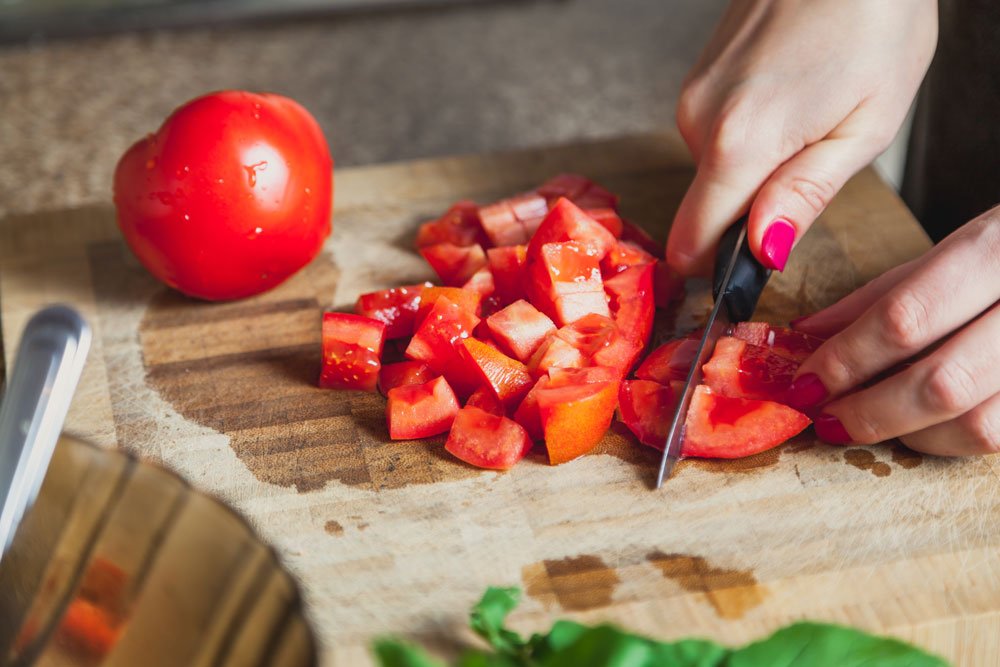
[646,551,766,619]
[522,555,621,612]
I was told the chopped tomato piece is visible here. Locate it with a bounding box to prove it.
[548,365,619,386]
[477,193,547,247]
[415,287,483,324]
[635,331,702,383]
[527,335,586,377]
[420,242,488,286]
[618,380,683,448]
[702,336,800,403]
[487,245,528,305]
[320,313,386,391]
[405,296,480,374]
[536,174,619,210]
[602,240,656,276]
[513,377,548,441]
[536,378,620,464]
[379,361,435,395]
[462,267,495,298]
[466,386,505,416]
[681,385,811,458]
[55,600,120,658]
[445,406,533,470]
[620,219,662,258]
[527,198,617,261]
[386,376,460,440]
[604,264,655,346]
[354,283,430,339]
[486,299,557,362]
[584,208,624,238]
[416,200,482,248]
[730,322,825,362]
[654,261,685,308]
[457,338,534,408]
[526,241,609,325]
[556,313,639,376]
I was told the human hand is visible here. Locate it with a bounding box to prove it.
[787,206,1000,455]
[667,0,938,275]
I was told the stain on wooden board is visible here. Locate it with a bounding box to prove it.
[522,555,621,611]
[646,551,766,619]
[844,449,891,478]
[891,442,924,469]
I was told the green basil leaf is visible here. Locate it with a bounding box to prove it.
[728,622,950,667]
[372,638,447,667]
[469,587,527,656]
[536,624,729,667]
[456,649,525,667]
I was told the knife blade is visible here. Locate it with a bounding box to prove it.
[654,216,771,488]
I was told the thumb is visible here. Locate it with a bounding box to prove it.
[747,130,882,272]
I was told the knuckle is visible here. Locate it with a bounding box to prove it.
[705,103,756,168]
[880,290,932,350]
[816,342,865,389]
[922,360,979,415]
[961,408,1000,455]
[786,172,837,216]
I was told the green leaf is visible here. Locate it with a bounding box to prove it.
[456,649,525,667]
[535,624,729,667]
[728,622,950,667]
[469,587,527,656]
[372,638,447,667]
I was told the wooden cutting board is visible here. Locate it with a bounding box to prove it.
[2,134,999,666]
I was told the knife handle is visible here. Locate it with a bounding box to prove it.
[712,216,772,323]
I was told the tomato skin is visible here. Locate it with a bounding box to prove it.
[618,379,682,448]
[536,378,619,464]
[457,338,534,408]
[701,336,801,404]
[355,283,430,340]
[386,376,460,440]
[320,313,386,391]
[378,361,435,395]
[445,406,532,470]
[486,245,528,305]
[113,90,333,300]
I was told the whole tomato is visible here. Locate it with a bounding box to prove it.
[113,90,333,300]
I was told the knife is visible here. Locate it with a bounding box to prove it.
[655,216,771,488]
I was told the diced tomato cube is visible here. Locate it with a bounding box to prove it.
[702,336,801,404]
[554,313,637,375]
[730,323,825,362]
[548,365,619,386]
[619,219,662,258]
[477,195,545,247]
[378,361,435,395]
[386,376,460,440]
[415,287,483,325]
[618,379,683,448]
[456,338,534,408]
[527,198,617,261]
[536,174,619,210]
[354,283,431,339]
[604,264,655,346]
[654,261,685,308]
[320,313,386,391]
[444,406,533,470]
[405,296,480,374]
[462,267,495,298]
[681,385,811,458]
[487,245,528,305]
[420,242,488,286]
[466,386,505,416]
[415,200,482,248]
[486,300,557,362]
[584,208,624,238]
[527,335,586,377]
[635,333,702,384]
[513,376,548,441]
[508,192,550,222]
[602,240,656,276]
[536,378,620,464]
[526,242,609,325]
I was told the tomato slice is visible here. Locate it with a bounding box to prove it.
[466,385,505,416]
[386,376,460,440]
[681,385,811,458]
[584,208,624,238]
[513,376,547,441]
[604,263,655,347]
[526,242,609,325]
[702,336,801,404]
[654,260,685,308]
[379,360,436,395]
[555,313,638,376]
[420,242,488,286]
[457,338,534,408]
[486,245,528,305]
[635,332,702,383]
[527,335,586,377]
[354,283,431,340]
[416,200,483,248]
[486,299,557,362]
[415,287,483,325]
[527,198,617,261]
[536,174,619,210]
[444,406,533,470]
[462,267,495,298]
[547,365,619,386]
[730,323,825,362]
[602,240,656,276]
[618,379,683,448]
[320,313,387,391]
[536,378,619,464]
[405,296,480,374]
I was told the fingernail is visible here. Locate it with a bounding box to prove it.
[760,219,796,272]
[786,373,828,411]
[815,413,852,445]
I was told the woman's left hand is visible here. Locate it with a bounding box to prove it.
[788,205,1000,456]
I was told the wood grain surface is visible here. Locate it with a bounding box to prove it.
[2,134,999,666]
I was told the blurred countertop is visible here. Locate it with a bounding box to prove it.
[0,0,724,219]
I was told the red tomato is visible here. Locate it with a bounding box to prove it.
[536,378,619,464]
[730,323,825,362]
[378,360,435,395]
[618,379,682,448]
[445,406,533,470]
[526,241,609,325]
[604,263,656,347]
[527,198,617,261]
[602,240,656,276]
[635,331,703,384]
[485,299,556,363]
[486,245,528,305]
[465,386,505,416]
[526,335,586,378]
[512,376,548,441]
[414,287,483,325]
[415,201,481,248]
[456,338,534,408]
[405,296,480,374]
[420,242,487,286]
[320,313,386,391]
[536,174,619,210]
[386,376,460,440]
[701,336,801,404]
[114,90,333,300]
[354,283,430,340]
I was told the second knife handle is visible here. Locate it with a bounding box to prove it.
[712,216,771,323]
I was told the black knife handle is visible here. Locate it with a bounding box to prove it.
[712,216,771,323]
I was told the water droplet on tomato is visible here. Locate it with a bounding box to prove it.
[304,187,312,195]
[217,178,225,184]
[183,213,190,221]
[146,158,156,170]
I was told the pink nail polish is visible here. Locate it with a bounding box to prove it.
[815,413,852,445]
[786,373,828,411]
[760,219,795,272]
